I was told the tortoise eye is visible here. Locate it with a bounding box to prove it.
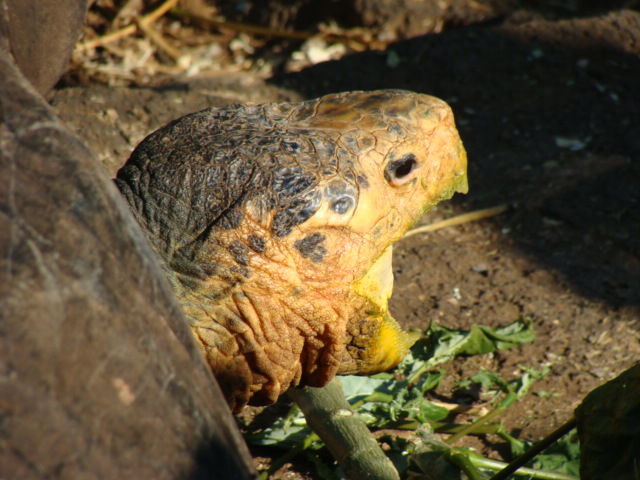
[385,154,418,186]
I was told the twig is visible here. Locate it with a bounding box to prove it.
[403,204,509,239]
[170,6,374,48]
[288,378,400,480]
[135,16,182,60]
[170,6,312,40]
[77,0,179,51]
[488,417,578,480]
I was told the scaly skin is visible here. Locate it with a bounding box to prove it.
[116,90,468,412]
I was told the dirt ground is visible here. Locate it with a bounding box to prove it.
[52,1,640,477]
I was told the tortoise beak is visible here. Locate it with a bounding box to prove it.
[454,147,469,194]
[345,245,420,375]
[355,245,394,310]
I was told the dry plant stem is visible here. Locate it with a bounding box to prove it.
[403,204,509,239]
[77,0,179,51]
[135,16,181,60]
[287,378,400,480]
[170,6,367,47]
[169,7,313,40]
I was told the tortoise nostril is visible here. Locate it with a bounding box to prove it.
[385,154,418,185]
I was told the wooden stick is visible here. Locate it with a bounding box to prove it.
[403,204,509,239]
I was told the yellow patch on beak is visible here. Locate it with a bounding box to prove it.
[353,245,395,312]
[455,148,469,194]
[347,245,420,374]
[355,313,420,375]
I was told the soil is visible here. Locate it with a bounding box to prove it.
[52,1,640,477]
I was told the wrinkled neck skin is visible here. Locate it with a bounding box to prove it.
[162,214,401,412]
[168,225,375,411]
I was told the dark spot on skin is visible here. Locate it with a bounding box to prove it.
[248,234,266,253]
[325,180,357,215]
[272,190,322,237]
[199,263,218,276]
[218,208,244,229]
[344,170,355,182]
[294,233,327,263]
[331,197,354,214]
[281,140,301,154]
[230,265,251,279]
[313,138,339,159]
[387,122,406,137]
[336,148,352,166]
[225,317,240,331]
[273,166,316,200]
[359,135,374,150]
[228,240,249,266]
[342,134,360,153]
[356,175,369,188]
[219,272,243,288]
[291,287,304,298]
[171,256,219,280]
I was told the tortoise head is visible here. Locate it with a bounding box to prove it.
[116,90,467,412]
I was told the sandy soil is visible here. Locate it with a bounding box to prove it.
[52,2,640,477]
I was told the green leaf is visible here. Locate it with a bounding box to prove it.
[405,317,535,384]
[245,423,310,447]
[340,375,391,400]
[517,428,581,476]
[433,317,536,357]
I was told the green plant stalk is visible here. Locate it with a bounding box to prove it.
[468,453,579,480]
[445,450,487,480]
[446,384,524,445]
[407,359,447,385]
[488,417,578,480]
[390,420,501,435]
[288,378,400,480]
[351,391,395,410]
[445,403,508,445]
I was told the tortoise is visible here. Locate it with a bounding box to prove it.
[116,89,468,412]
